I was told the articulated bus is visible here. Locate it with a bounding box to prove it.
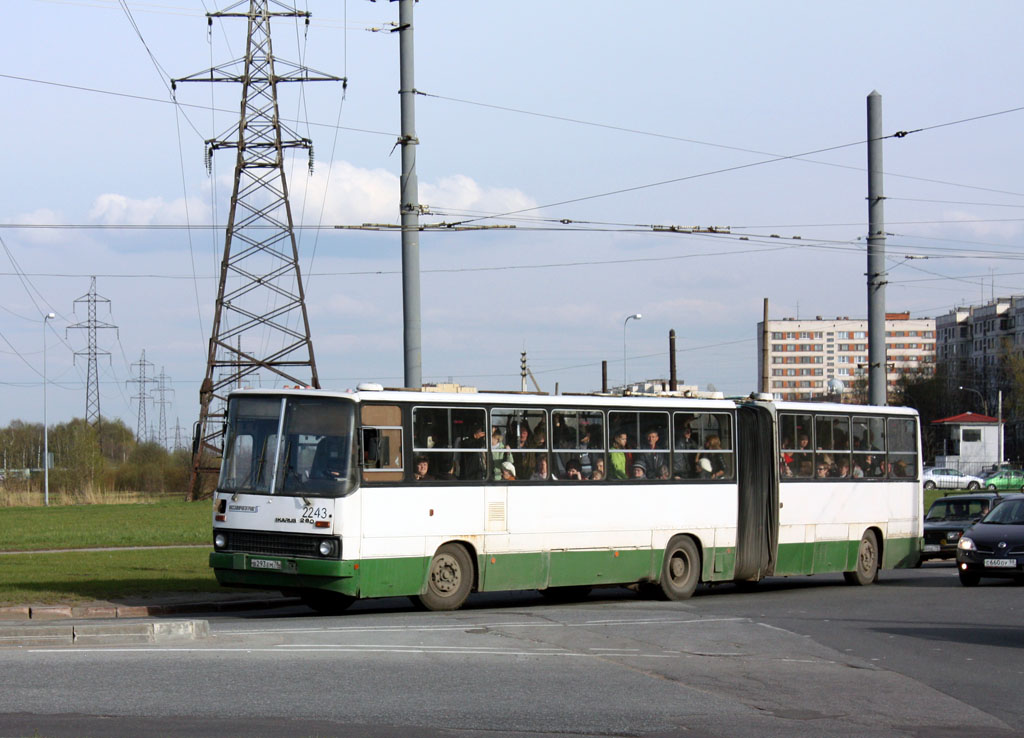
[209,385,922,612]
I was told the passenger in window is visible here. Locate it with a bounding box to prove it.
[413,455,434,481]
[564,459,584,481]
[637,429,669,479]
[500,460,516,482]
[815,463,831,479]
[590,467,605,481]
[890,459,908,478]
[697,457,713,479]
[590,457,606,480]
[491,429,511,481]
[700,435,727,479]
[458,424,487,480]
[862,454,883,478]
[631,462,647,479]
[610,431,630,480]
[674,425,699,478]
[835,459,850,478]
[531,456,549,481]
[792,434,812,470]
[511,422,536,478]
[578,424,594,476]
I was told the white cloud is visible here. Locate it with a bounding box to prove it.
[88,193,210,226]
[3,208,71,244]
[288,161,537,226]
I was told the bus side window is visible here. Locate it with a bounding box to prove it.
[361,405,404,483]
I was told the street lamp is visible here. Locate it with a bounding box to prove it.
[958,385,988,416]
[43,312,55,507]
[622,313,642,390]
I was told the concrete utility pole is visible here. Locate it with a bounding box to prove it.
[669,330,677,391]
[398,0,422,389]
[761,298,770,394]
[867,91,887,406]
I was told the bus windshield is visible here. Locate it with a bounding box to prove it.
[218,394,356,498]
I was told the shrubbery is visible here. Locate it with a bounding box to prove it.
[0,417,190,497]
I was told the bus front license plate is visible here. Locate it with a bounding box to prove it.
[984,559,1017,568]
[922,544,940,552]
[250,558,283,570]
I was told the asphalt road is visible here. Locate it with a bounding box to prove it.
[0,563,1020,737]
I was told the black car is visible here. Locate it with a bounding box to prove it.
[955,494,1024,585]
[922,493,1002,562]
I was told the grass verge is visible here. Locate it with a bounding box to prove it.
[0,547,226,605]
[0,500,210,551]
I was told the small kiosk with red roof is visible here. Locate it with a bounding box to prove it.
[932,411,1002,477]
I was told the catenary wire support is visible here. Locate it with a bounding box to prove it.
[66,276,118,429]
[173,0,345,499]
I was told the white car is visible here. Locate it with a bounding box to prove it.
[922,467,983,491]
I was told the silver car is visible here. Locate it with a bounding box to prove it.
[922,467,983,491]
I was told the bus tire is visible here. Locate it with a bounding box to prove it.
[416,543,474,611]
[300,590,355,614]
[843,530,879,586]
[659,536,701,601]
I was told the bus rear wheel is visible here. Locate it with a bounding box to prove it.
[415,543,474,611]
[843,530,879,586]
[659,536,701,601]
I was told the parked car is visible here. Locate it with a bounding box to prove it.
[956,494,1024,585]
[922,467,983,490]
[922,493,1003,562]
[984,469,1024,491]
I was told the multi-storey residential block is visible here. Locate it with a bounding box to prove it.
[756,313,936,401]
[936,296,1023,390]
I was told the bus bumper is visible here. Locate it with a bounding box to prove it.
[209,552,359,596]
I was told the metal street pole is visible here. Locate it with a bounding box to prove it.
[398,0,422,389]
[622,313,642,390]
[867,91,887,406]
[43,312,55,506]
[958,385,988,416]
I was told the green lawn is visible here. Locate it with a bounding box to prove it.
[0,547,223,605]
[0,500,210,552]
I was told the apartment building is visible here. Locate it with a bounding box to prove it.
[936,295,1024,387]
[756,313,936,401]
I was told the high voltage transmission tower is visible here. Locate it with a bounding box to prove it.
[66,276,117,428]
[172,0,345,499]
[127,350,154,442]
[153,367,174,450]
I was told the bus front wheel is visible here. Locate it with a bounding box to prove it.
[659,536,701,601]
[843,530,879,586]
[415,543,474,611]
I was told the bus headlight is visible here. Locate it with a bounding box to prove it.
[318,539,337,557]
[214,533,227,549]
[957,536,975,551]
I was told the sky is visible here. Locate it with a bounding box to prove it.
[2,0,1023,438]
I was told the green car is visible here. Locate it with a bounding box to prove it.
[984,469,1024,491]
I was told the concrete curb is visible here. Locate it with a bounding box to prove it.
[0,619,210,648]
[0,596,300,623]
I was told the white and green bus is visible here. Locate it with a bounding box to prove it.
[209,385,922,612]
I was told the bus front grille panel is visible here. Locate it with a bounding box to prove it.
[222,530,326,558]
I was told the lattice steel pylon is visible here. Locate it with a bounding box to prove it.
[127,350,155,442]
[152,367,174,450]
[173,0,345,499]
[66,276,118,428]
